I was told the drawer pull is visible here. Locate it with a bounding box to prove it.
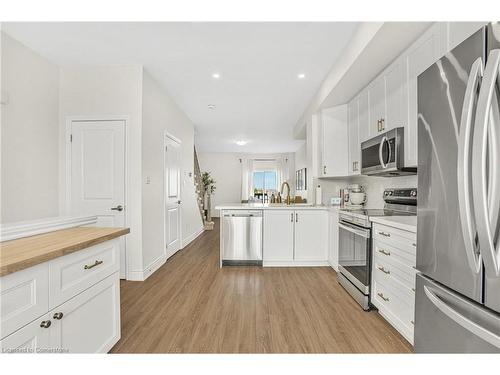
[412,243,417,247]
[411,320,415,325]
[377,292,389,302]
[40,320,51,328]
[53,312,64,320]
[378,249,391,256]
[379,231,391,237]
[84,260,103,270]
[378,266,390,274]
[412,288,416,293]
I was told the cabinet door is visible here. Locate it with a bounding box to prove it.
[358,89,370,142]
[368,76,386,137]
[321,105,349,177]
[50,273,120,353]
[385,57,407,132]
[0,313,51,353]
[448,22,486,51]
[263,210,294,262]
[294,210,328,261]
[348,98,360,175]
[406,22,447,167]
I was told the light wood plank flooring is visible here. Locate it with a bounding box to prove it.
[111,219,412,353]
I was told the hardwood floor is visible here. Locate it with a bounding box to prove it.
[111,219,412,353]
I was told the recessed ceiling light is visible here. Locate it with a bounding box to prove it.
[297,73,306,79]
[235,140,248,146]
[212,73,220,79]
[208,104,216,110]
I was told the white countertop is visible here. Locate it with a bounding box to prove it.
[369,215,417,233]
[215,203,331,210]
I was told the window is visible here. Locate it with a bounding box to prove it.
[253,170,278,202]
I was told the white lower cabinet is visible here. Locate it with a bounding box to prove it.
[0,240,121,353]
[371,223,417,345]
[263,209,328,266]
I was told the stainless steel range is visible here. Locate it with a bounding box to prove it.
[337,188,417,310]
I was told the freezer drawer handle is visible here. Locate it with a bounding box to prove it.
[424,286,500,349]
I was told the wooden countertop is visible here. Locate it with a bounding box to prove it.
[0,227,130,277]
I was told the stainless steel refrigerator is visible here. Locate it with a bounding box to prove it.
[416,23,500,353]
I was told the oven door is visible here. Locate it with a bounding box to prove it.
[338,221,371,294]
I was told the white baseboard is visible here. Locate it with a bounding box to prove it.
[182,226,204,248]
[1,215,98,242]
[127,254,167,281]
[328,259,339,272]
[263,260,329,267]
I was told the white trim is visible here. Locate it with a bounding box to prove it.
[0,215,98,242]
[127,254,167,282]
[263,260,329,267]
[328,259,339,272]
[64,116,130,280]
[182,227,205,249]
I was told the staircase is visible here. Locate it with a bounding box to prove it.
[194,147,214,230]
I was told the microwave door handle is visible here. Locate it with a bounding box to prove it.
[386,138,392,165]
[378,136,388,168]
[458,57,483,274]
[472,49,500,277]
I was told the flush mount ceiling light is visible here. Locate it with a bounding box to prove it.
[235,140,248,146]
[212,73,221,79]
[208,104,216,110]
[297,73,306,79]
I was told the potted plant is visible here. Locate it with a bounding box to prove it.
[201,171,216,222]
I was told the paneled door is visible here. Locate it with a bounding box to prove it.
[164,135,182,258]
[70,120,126,278]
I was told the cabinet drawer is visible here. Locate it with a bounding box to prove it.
[373,259,415,306]
[373,239,415,269]
[0,263,49,340]
[373,225,416,261]
[0,313,51,353]
[373,242,417,289]
[49,239,119,308]
[372,278,415,340]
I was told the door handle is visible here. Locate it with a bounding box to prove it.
[53,312,64,320]
[178,200,182,204]
[295,213,298,222]
[111,205,123,211]
[472,49,500,277]
[40,320,51,328]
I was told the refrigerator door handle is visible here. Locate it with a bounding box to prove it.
[472,49,500,277]
[458,57,483,274]
[424,286,500,349]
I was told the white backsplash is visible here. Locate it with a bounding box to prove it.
[315,174,418,208]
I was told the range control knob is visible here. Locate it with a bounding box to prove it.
[410,190,417,197]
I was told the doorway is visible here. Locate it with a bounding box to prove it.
[164,133,182,259]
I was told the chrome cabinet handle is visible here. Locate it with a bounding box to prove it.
[411,320,415,325]
[40,320,51,328]
[295,213,298,223]
[412,288,416,292]
[378,249,391,256]
[377,292,389,302]
[323,166,326,175]
[412,243,417,247]
[378,266,390,274]
[290,213,293,222]
[177,200,182,204]
[84,260,103,270]
[378,231,391,237]
[53,312,64,320]
[111,205,123,211]
[381,118,385,131]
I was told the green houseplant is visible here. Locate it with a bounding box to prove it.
[201,171,216,222]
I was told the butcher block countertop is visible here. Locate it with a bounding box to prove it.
[0,226,130,277]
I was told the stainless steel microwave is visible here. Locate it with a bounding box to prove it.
[360,127,416,176]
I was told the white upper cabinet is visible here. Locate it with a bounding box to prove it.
[348,98,360,175]
[384,56,408,132]
[406,22,447,167]
[368,76,386,137]
[320,105,349,177]
[447,22,486,51]
[358,89,370,142]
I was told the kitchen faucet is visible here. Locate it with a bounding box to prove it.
[281,181,291,205]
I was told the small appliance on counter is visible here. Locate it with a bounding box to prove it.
[344,184,367,209]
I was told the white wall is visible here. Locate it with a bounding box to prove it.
[142,70,203,269]
[1,32,60,223]
[58,65,144,277]
[197,152,295,217]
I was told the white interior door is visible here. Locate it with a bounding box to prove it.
[165,135,182,258]
[70,120,126,278]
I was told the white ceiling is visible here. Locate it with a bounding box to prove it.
[3,22,358,153]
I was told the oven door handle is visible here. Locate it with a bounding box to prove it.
[338,222,370,238]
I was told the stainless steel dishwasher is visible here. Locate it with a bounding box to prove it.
[221,210,263,266]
